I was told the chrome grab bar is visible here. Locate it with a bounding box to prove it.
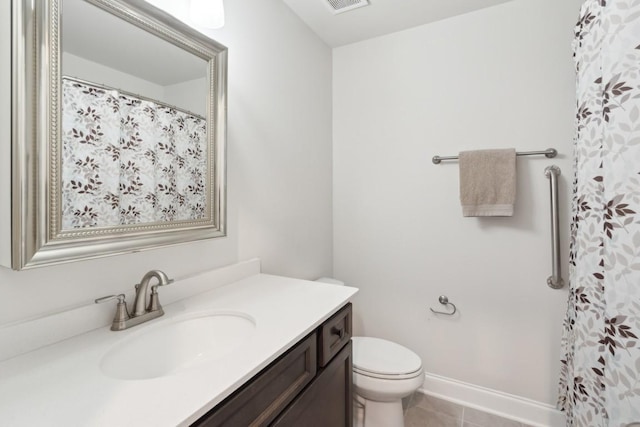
[545,166,564,289]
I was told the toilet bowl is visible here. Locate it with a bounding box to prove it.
[352,337,424,427]
[315,278,424,427]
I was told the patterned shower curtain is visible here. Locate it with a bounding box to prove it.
[558,1,640,426]
[61,78,207,229]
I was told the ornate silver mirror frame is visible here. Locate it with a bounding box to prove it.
[11,0,227,270]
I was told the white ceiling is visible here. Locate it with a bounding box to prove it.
[281,0,515,47]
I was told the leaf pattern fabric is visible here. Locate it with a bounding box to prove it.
[61,78,207,229]
[559,1,640,426]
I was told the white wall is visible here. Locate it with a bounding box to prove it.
[333,0,580,405]
[63,52,166,102]
[0,0,333,326]
[211,0,334,279]
[164,77,207,117]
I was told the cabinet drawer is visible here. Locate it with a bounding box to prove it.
[193,332,317,427]
[318,303,352,367]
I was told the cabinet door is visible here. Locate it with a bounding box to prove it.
[193,333,317,427]
[272,340,352,427]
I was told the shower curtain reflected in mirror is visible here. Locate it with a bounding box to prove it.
[61,78,207,230]
[559,1,640,425]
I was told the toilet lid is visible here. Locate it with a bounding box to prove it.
[352,337,422,377]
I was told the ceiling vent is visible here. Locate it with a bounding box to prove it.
[325,0,369,15]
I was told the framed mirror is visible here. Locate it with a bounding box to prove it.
[9,0,227,269]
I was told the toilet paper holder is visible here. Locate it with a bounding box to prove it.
[430,295,457,316]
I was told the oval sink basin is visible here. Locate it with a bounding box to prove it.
[100,311,256,380]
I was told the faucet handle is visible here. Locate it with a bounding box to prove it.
[95,294,130,331]
[147,279,174,312]
[95,294,126,304]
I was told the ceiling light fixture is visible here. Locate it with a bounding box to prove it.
[190,0,225,29]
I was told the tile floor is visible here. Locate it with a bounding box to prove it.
[402,392,536,427]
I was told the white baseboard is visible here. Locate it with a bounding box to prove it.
[420,372,565,427]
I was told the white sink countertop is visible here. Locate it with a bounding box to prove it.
[0,272,358,426]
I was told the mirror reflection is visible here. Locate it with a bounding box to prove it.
[61,0,209,230]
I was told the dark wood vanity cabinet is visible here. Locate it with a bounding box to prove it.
[272,341,352,426]
[193,303,353,427]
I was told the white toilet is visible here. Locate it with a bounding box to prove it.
[352,336,424,427]
[316,278,424,427]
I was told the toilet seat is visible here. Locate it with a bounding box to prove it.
[352,337,423,380]
[353,365,423,380]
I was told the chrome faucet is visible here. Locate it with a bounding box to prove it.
[96,270,174,331]
[132,269,172,316]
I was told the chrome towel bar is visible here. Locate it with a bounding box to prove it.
[545,165,564,289]
[432,148,557,165]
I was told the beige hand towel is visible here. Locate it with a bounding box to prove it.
[459,149,516,217]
